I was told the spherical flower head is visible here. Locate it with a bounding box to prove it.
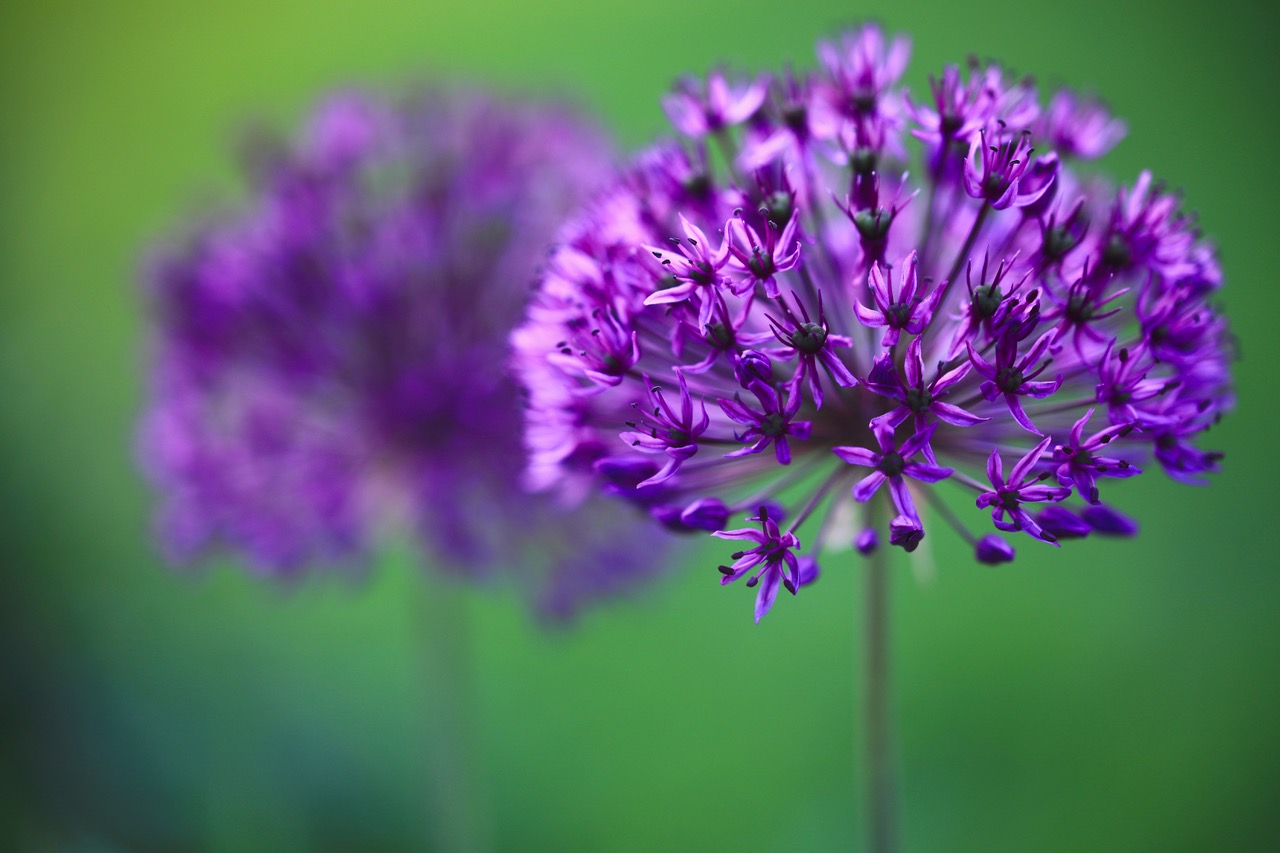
[139,87,675,620]
[513,25,1234,621]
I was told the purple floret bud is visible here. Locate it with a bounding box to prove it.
[1035,505,1092,540]
[680,497,731,532]
[1082,504,1139,537]
[889,515,924,553]
[734,349,776,398]
[797,555,821,586]
[975,534,1016,565]
[855,527,880,555]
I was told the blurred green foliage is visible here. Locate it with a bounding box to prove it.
[2,1,1278,850]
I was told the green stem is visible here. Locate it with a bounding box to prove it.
[944,203,991,291]
[712,128,744,188]
[417,577,491,853]
[864,528,895,853]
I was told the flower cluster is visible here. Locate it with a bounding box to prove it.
[513,26,1233,621]
[139,89,669,621]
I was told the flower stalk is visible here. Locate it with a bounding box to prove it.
[864,513,895,853]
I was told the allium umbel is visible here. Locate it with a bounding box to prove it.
[139,89,669,620]
[513,27,1233,622]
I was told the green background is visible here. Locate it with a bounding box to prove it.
[2,1,1278,850]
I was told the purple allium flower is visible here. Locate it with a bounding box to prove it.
[854,251,946,347]
[976,438,1073,544]
[664,70,767,138]
[512,26,1234,620]
[713,506,810,623]
[138,88,674,621]
[1034,90,1126,160]
[834,422,951,524]
[963,124,1057,210]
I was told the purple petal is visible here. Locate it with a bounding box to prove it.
[1010,436,1055,485]
[852,471,887,502]
[853,300,888,327]
[833,445,880,467]
[897,423,937,459]
[904,461,952,483]
[986,448,1004,487]
[932,401,988,426]
[903,338,924,388]
[887,477,920,522]
[712,527,766,543]
[753,567,783,623]
[1005,394,1044,435]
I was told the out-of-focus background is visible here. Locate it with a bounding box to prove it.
[2,1,1278,850]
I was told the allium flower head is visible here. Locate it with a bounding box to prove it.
[513,26,1234,621]
[139,88,670,621]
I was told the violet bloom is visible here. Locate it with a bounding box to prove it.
[976,438,1073,544]
[724,208,802,298]
[766,291,858,409]
[1035,89,1126,160]
[967,331,1064,435]
[713,506,809,623]
[834,422,952,529]
[866,336,986,449]
[718,380,812,465]
[621,370,710,487]
[855,250,946,347]
[964,123,1057,210]
[512,25,1233,621]
[811,24,911,138]
[945,253,1037,360]
[643,214,732,328]
[1052,408,1141,503]
[138,88,674,621]
[1041,262,1127,356]
[908,62,1002,177]
[837,171,918,267]
[664,70,767,138]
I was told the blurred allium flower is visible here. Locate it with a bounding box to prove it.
[513,25,1234,622]
[139,88,668,620]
